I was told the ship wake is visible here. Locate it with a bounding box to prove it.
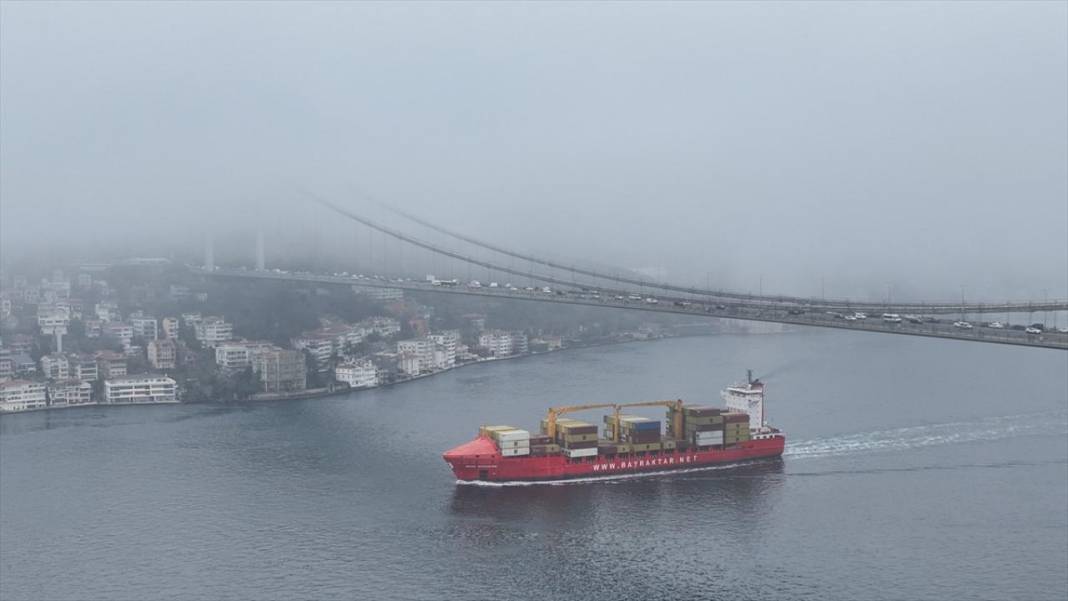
[784,411,1068,460]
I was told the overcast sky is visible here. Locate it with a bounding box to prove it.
[2,1,1065,302]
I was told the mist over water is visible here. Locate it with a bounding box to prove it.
[2,331,1065,600]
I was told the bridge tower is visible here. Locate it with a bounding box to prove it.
[255,230,265,271]
[204,234,215,270]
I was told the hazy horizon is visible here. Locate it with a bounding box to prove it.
[2,1,1066,303]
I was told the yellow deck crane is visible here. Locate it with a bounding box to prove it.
[546,399,685,442]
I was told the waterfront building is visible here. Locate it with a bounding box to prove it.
[40,353,71,380]
[70,353,99,382]
[104,375,177,404]
[180,313,202,327]
[335,359,378,388]
[215,342,259,370]
[253,348,306,393]
[478,330,516,357]
[0,380,48,412]
[147,339,177,370]
[194,317,233,347]
[428,330,460,368]
[397,338,436,373]
[510,332,529,355]
[398,352,421,377]
[47,379,93,407]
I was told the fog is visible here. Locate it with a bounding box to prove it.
[2,1,1065,302]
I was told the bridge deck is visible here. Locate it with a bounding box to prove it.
[198,268,1068,351]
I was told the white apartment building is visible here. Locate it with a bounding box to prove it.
[147,339,178,369]
[40,353,71,380]
[0,380,48,412]
[215,343,252,369]
[194,317,233,347]
[104,376,178,404]
[479,330,515,357]
[129,315,159,340]
[181,313,203,327]
[70,354,99,382]
[428,330,460,369]
[161,317,180,340]
[47,379,93,407]
[397,339,435,374]
[335,359,378,389]
[365,317,401,338]
[292,335,334,371]
[398,352,421,377]
[37,305,70,336]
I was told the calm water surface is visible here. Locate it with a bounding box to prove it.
[2,331,1066,600]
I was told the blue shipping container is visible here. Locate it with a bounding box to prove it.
[634,421,660,431]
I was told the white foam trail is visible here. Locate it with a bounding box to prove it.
[785,412,1068,460]
[456,459,774,487]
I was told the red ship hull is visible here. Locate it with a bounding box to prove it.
[443,434,785,482]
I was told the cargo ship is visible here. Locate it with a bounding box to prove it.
[443,371,784,483]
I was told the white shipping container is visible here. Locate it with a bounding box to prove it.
[501,447,530,457]
[497,439,530,449]
[496,429,530,442]
[564,447,598,458]
[695,432,724,442]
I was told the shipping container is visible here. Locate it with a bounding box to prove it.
[684,415,724,426]
[661,439,678,450]
[479,425,517,437]
[564,447,598,458]
[631,442,662,452]
[496,439,531,449]
[501,447,531,457]
[562,439,598,450]
[562,432,598,443]
[493,429,530,442]
[684,406,723,417]
[685,423,725,432]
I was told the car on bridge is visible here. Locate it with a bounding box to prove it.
[988,321,1004,329]
[954,321,973,329]
[882,313,902,323]
[1025,327,1043,335]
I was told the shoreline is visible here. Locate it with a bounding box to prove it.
[0,330,779,416]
